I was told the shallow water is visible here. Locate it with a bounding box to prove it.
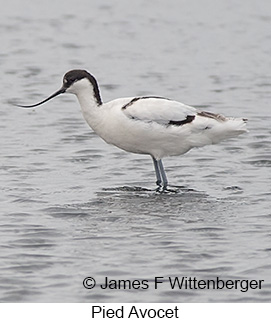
[1,0,271,302]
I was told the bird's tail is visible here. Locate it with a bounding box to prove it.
[211,117,248,143]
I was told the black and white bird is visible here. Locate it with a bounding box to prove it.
[17,69,247,191]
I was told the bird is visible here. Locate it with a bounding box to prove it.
[17,69,247,191]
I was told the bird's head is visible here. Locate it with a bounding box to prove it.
[16,69,102,108]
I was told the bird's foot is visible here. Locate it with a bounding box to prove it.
[156,180,162,186]
[155,184,179,194]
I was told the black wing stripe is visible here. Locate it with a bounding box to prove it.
[168,115,195,126]
[121,96,170,110]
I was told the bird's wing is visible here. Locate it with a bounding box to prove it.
[121,96,197,126]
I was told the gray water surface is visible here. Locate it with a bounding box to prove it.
[1,0,271,302]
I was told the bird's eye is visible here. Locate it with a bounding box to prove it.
[63,77,78,86]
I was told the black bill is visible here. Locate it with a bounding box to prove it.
[16,87,66,108]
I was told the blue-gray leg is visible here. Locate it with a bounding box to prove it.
[152,157,162,186]
[157,159,168,189]
[152,157,168,190]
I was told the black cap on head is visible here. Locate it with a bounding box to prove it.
[63,70,102,105]
[63,70,91,87]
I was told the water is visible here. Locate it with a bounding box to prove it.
[1,0,271,302]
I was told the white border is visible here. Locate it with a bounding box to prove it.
[1,303,269,323]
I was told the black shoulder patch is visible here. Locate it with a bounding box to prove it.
[168,115,195,126]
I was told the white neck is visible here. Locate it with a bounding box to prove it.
[77,86,99,110]
[67,78,103,131]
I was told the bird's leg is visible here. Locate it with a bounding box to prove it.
[157,159,168,190]
[152,157,170,192]
[152,156,162,187]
